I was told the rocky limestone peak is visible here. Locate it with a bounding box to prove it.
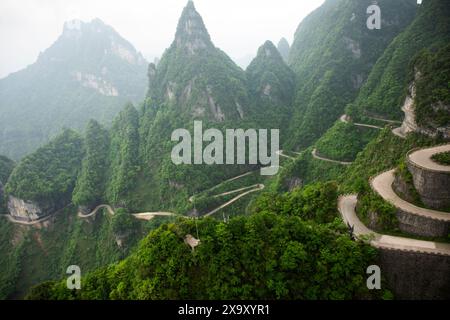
[174,1,213,54]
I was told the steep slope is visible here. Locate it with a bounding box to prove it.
[0,19,148,160]
[348,0,450,120]
[0,156,15,212]
[286,0,418,150]
[245,40,296,134]
[5,130,84,220]
[398,44,450,138]
[147,1,248,122]
[277,38,290,62]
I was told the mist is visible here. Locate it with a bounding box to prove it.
[0,0,324,78]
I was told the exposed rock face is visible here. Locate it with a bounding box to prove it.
[147,1,249,123]
[395,208,449,238]
[399,73,450,140]
[72,72,119,96]
[277,38,290,62]
[7,196,42,221]
[0,17,148,160]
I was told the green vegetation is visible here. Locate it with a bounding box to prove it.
[0,206,164,299]
[251,182,339,224]
[4,0,450,300]
[315,122,378,162]
[286,0,417,150]
[0,155,14,183]
[394,160,425,207]
[27,183,388,300]
[432,152,450,166]
[5,129,84,209]
[106,105,140,207]
[0,219,25,298]
[72,120,110,209]
[410,45,450,130]
[349,0,450,120]
[0,19,147,160]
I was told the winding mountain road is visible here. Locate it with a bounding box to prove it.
[370,169,450,222]
[132,212,177,221]
[338,195,450,256]
[311,149,353,165]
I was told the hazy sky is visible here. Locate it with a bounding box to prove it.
[0,0,325,78]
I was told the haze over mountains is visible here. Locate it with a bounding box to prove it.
[0,0,449,300]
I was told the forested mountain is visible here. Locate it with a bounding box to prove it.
[0,19,148,160]
[5,130,84,216]
[285,0,418,150]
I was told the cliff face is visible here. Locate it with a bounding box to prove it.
[0,181,4,211]
[7,196,42,221]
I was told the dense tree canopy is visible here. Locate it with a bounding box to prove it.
[72,120,110,208]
